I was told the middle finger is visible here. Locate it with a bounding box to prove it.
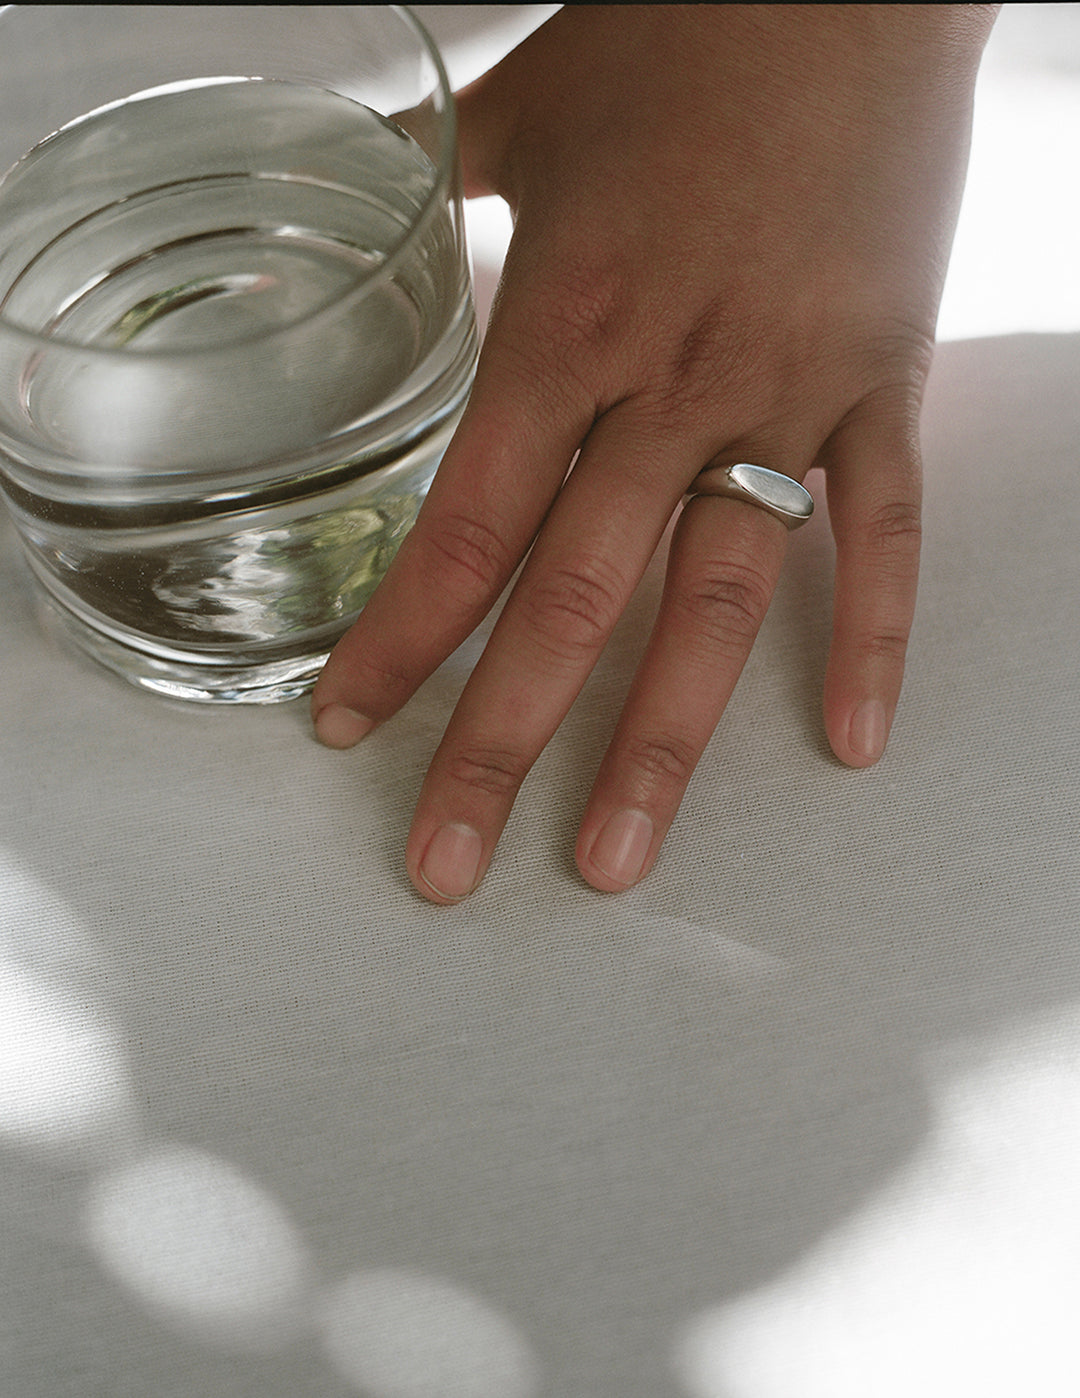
[404,406,693,903]
[576,486,792,892]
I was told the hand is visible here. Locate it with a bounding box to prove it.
[311,4,997,902]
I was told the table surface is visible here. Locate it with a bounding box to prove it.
[2,9,1079,1397]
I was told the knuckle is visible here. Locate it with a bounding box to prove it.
[622,731,699,787]
[862,499,922,555]
[535,258,625,358]
[646,298,765,422]
[674,562,773,655]
[668,299,751,403]
[442,745,529,799]
[508,250,639,404]
[864,322,936,389]
[520,557,625,664]
[347,652,417,711]
[422,510,515,609]
[541,286,619,356]
[851,626,911,665]
[317,637,417,716]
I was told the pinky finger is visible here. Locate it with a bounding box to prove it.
[821,391,923,768]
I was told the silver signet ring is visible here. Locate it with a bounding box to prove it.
[688,462,814,530]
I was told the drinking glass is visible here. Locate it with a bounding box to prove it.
[0,5,477,702]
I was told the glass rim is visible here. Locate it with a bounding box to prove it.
[0,3,460,362]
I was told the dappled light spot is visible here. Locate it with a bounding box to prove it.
[671,1004,1080,1397]
[317,1268,540,1398]
[0,954,137,1160]
[83,1144,313,1351]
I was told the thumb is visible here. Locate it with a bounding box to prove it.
[452,70,513,202]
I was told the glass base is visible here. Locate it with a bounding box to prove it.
[37,591,336,704]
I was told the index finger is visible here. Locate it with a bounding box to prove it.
[310,324,594,747]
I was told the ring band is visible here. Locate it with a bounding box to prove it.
[688,462,814,530]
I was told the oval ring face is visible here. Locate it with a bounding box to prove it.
[688,462,814,529]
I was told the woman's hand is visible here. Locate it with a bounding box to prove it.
[312,4,998,902]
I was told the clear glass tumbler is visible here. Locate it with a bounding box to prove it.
[0,5,477,702]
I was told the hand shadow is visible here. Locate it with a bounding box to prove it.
[1,333,1078,1396]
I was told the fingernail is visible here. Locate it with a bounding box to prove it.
[849,699,887,763]
[588,808,654,888]
[418,823,484,902]
[314,703,375,749]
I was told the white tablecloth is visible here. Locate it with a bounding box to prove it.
[3,326,1078,1397]
[2,9,1080,1397]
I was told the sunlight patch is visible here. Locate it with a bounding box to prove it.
[83,1144,313,1350]
[317,1268,540,1398]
